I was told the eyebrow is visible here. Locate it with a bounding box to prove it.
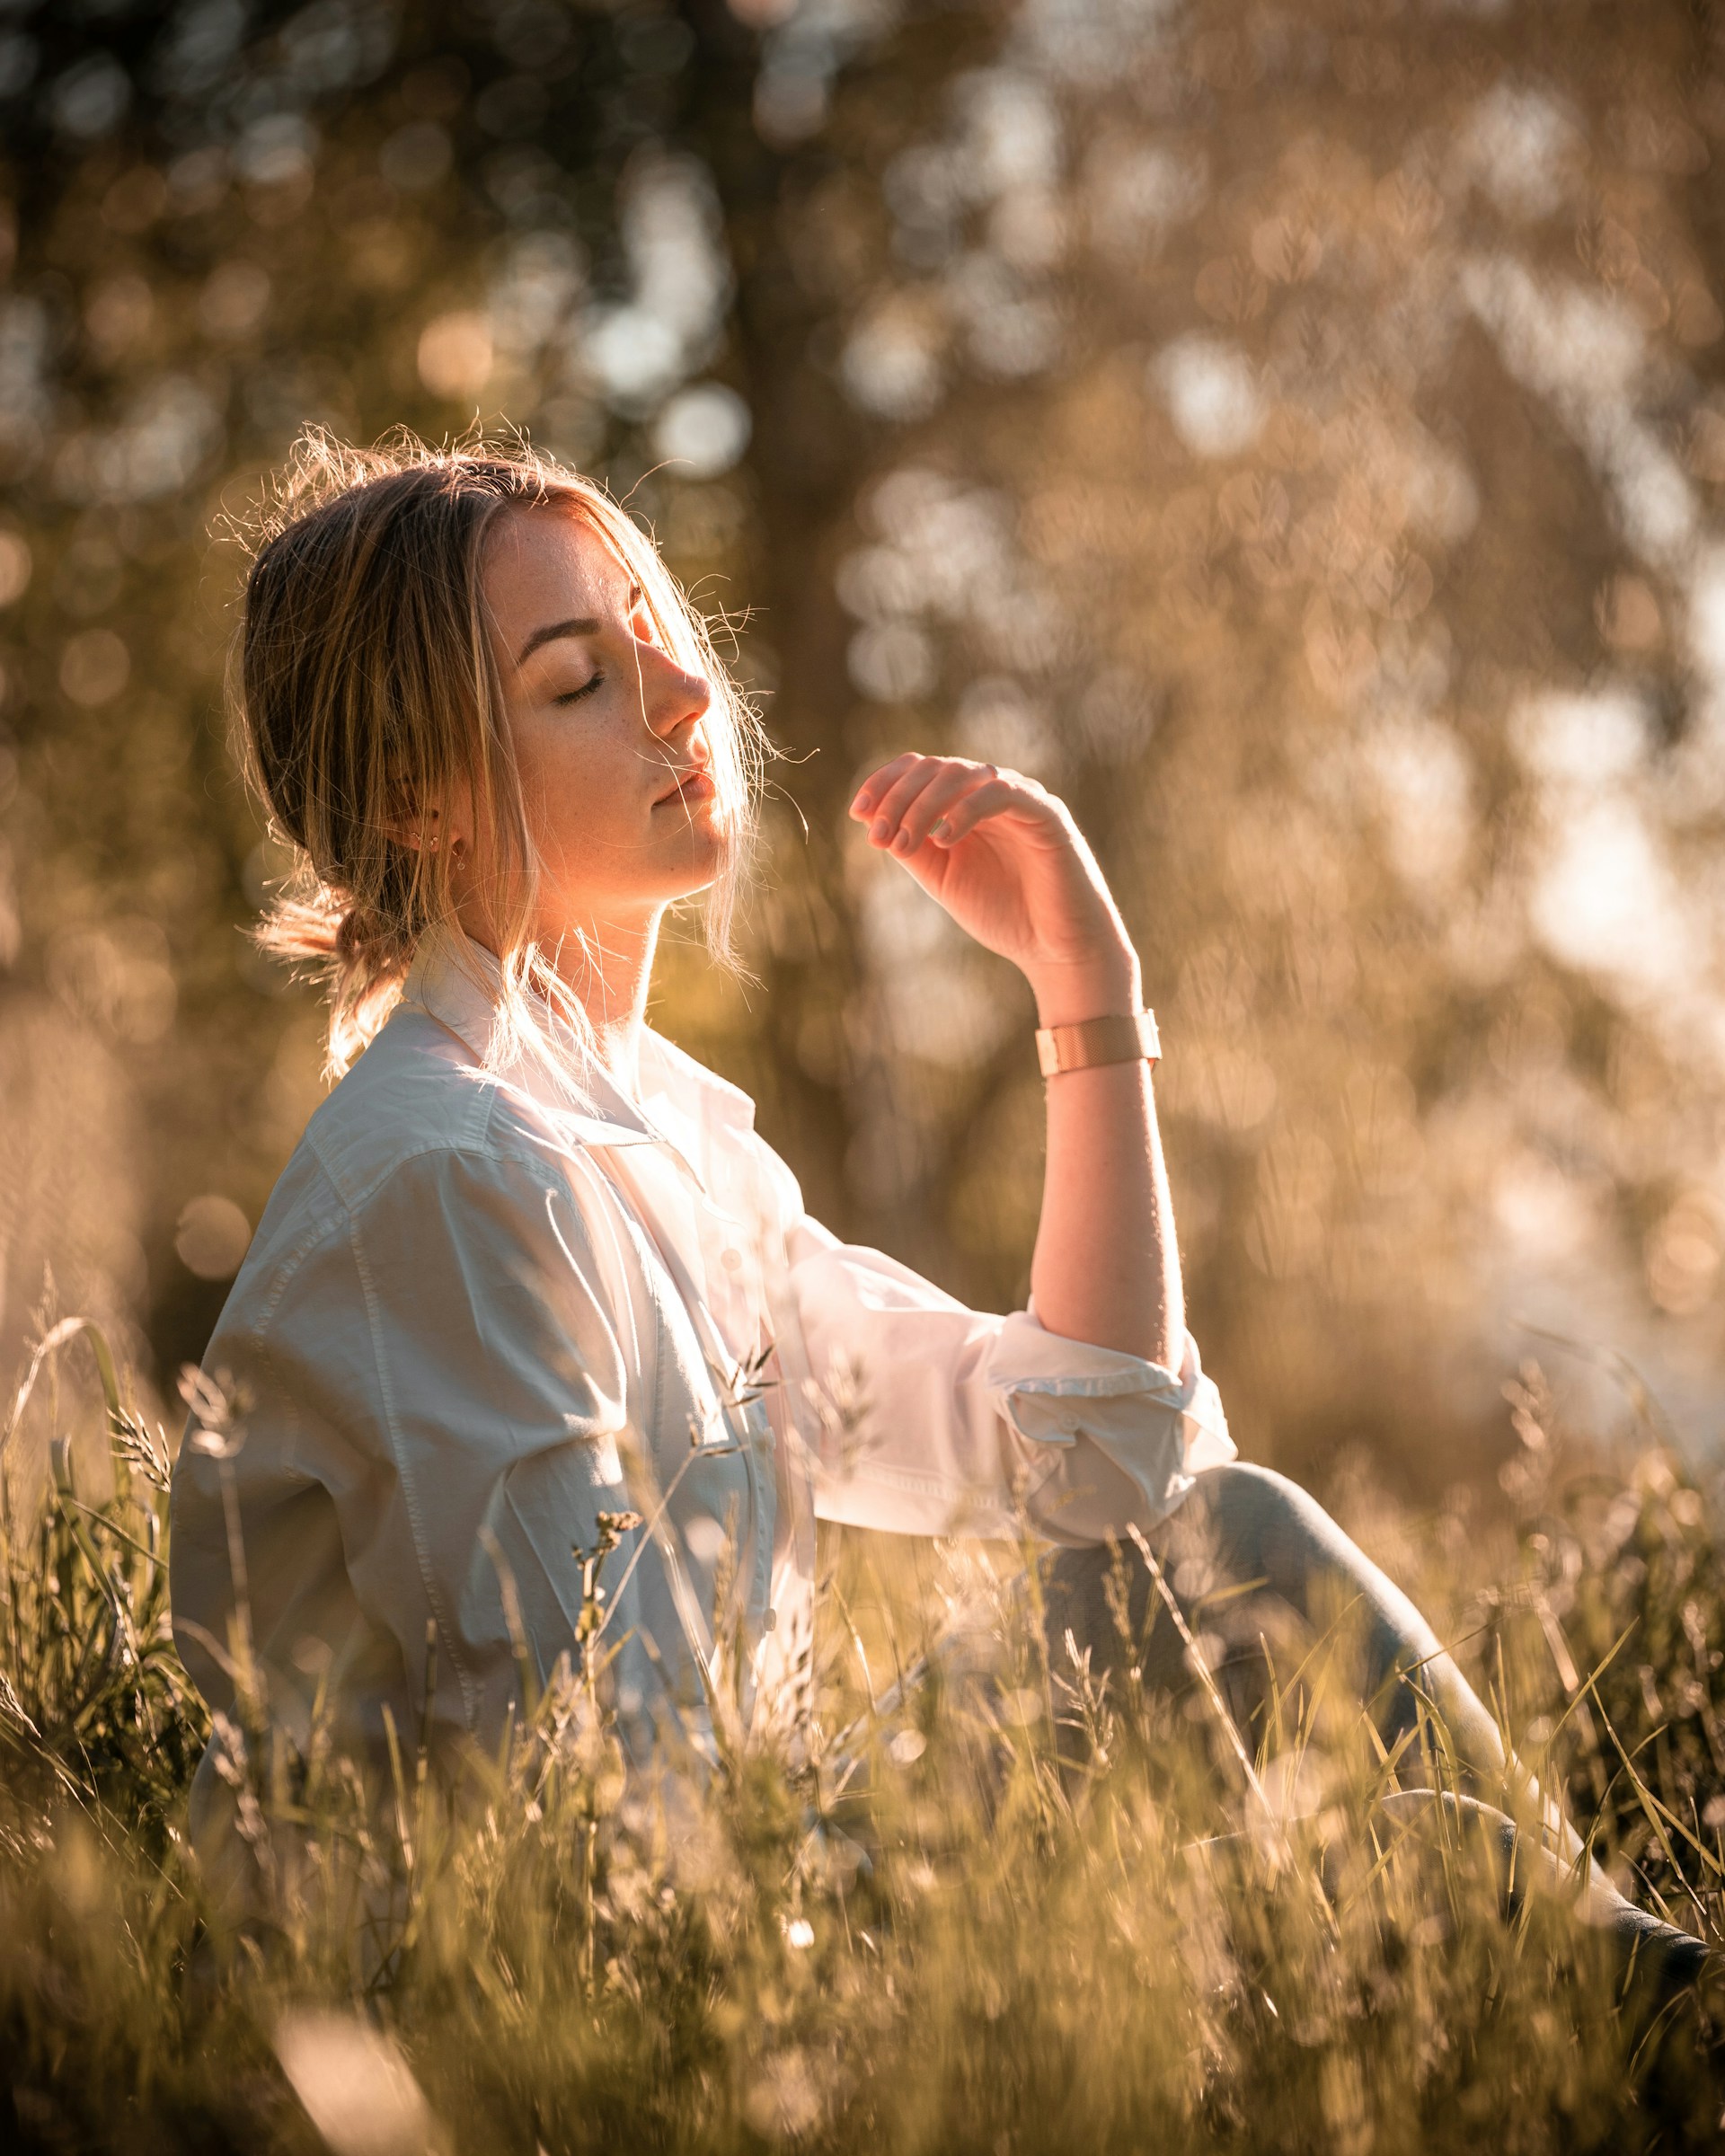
[515,615,602,667]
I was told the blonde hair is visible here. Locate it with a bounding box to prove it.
[232,427,765,1075]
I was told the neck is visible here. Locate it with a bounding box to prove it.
[547,909,661,1091]
[451,893,663,1091]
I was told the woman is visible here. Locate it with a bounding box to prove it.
[170,431,1703,1984]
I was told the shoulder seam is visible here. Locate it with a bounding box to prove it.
[238,1199,349,1348]
[306,1082,578,1218]
[243,1122,580,1363]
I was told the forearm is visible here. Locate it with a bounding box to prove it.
[1026,948,1185,1370]
[843,752,1187,1365]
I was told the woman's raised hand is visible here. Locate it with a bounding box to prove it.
[848,755,1141,1023]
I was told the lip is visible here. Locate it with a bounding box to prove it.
[653,768,717,808]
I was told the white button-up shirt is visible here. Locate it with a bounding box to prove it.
[171,927,1234,1774]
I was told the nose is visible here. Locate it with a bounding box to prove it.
[640,638,712,744]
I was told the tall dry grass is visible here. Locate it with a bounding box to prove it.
[1,1321,1722,2152]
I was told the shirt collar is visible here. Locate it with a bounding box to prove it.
[396,924,756,1178]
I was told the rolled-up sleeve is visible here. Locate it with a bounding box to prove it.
[783,1210,1234,1545]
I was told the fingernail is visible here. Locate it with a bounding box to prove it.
[892,828,912,853]
[871,817,891,843]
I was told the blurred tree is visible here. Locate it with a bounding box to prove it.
[2,0,1724,1504]
[752,0,1725,1482]
[0,0,767,1393]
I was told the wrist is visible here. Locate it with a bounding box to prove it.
[1024,946,1143,1029]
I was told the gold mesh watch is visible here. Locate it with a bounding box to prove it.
[1035,1009,1162,1078]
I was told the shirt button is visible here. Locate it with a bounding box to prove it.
[1059,1409,1080,1434]
[721,1247,742,1273]
[763,1606,778,1632]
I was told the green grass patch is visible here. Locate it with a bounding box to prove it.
[1,1324,1722,2151]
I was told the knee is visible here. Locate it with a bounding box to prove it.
[1186,1460,1322,1541]
[1048,1464,1310,1608]
[1197,1459,1302,1506]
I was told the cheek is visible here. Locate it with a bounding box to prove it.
[513,720,647,866]
[511,735,567,829]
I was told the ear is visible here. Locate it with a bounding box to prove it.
[383,785,449,855]
[387,774,478,859]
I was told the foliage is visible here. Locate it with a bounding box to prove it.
[0,1321,1723,2150]
[0,1314,206,1840]
[0,1,1722,1500]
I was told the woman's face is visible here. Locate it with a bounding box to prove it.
[475,507,723,943]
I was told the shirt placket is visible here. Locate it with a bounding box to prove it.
[690,1184,777,1641]
[605,1145,779,1661]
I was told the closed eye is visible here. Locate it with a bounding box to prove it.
[555,673,605,706]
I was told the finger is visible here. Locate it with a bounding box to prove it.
[848,754,921,821]
[927,766,1054,844]
[866,757,963,848]
[924,776,1040,847]
[894,763,1000,854]
[873,756,1004,849]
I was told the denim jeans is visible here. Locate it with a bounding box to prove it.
[1043,1462,1710,1996]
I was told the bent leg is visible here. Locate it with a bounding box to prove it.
[1048,1466,1716,1995]
[1046,1462,1579,1865]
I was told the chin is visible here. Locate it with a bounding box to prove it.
[657,828,729,901]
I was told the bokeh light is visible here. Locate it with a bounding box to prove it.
[0,0,1720,1502]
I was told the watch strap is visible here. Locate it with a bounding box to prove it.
[1035,1009,1161,1078]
